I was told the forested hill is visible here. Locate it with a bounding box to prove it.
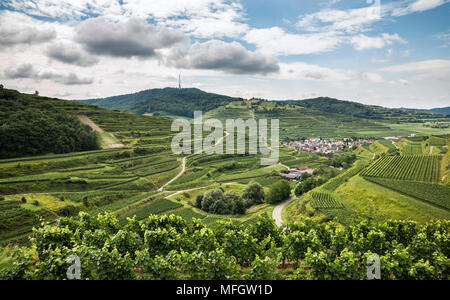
[79,87,241,118]
[289,97,447,122]
[428,107,450,114]
[406,107,450,115]
[0,87,99,159]
[79,87,447,122]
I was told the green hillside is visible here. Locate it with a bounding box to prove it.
[290,97,448,122]
[0,88,100,158]
[80,88,241,118]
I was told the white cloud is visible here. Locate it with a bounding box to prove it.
[355,71,385,83]
[434,30,450,48]
[296,6,382,34]
[380,59,450,72]
[392,0,450,16]
[278,62,350,81]
[389,79,409,85]
[350,33,406,50]
[379,60,450,81]
[3,0,248,38]
[244,27,342,56]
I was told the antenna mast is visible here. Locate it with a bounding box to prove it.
[178,74,181,89]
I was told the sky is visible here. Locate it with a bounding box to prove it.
[0,0,449,109]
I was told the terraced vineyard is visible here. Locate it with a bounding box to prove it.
[364,177,450,210]
[310,191,344,209]
[360,155,441,183]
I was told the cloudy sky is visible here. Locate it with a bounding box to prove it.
[0,0,449,108]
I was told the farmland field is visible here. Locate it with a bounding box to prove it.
[310,191,344,209]
[360,155,441,183]
[364,177,450,210]
[333,176,450,223]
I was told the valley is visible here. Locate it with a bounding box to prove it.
[0,86,449,280]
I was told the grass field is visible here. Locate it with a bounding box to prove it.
[334,176,450,223]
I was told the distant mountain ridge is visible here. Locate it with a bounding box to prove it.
[405,107,450,115]
[78,88,449,121]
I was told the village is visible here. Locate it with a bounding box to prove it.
[282,137,374,154]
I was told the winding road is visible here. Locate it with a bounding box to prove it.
[272,195,297,227]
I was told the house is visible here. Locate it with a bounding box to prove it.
[281,167,315,181]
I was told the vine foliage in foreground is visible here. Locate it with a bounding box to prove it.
[1,212,448,280]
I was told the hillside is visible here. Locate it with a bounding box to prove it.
[79,88,241,118]
[429,107,450,114]
[0,88,99,158]
[406,107,450,115]
[204,99,450,139]
[290,97,448,122]
[79,88,449,124]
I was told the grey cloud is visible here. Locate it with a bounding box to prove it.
[4,63,37,78]
[46,43,99,67]
[173,40,280,75]
[75,17,186,58]
[0,27,56,47]
[5,64,93,85]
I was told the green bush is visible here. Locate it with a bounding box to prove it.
[267,180,291,204]
[2,214,447,280]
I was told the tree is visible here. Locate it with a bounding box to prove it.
[201,189,224,213]
[231,198,246,215]
[195,194,203,209]
[21,196,27,203]
[267,180,291,204]
[301,172,312,181]
[223,191,243,215]
[242,181,265,206]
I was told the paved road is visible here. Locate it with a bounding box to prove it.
[272,195,297,227]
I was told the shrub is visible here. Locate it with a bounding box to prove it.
[242,181,265,207]
[195,195,203,209]
[21,196,27,203]
[267,180,291,204]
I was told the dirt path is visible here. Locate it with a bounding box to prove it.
[272,195,297,227]
[78,115,104,133]
[429,146,434,155]
[78,115,124,149]
[158,157,186,192]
